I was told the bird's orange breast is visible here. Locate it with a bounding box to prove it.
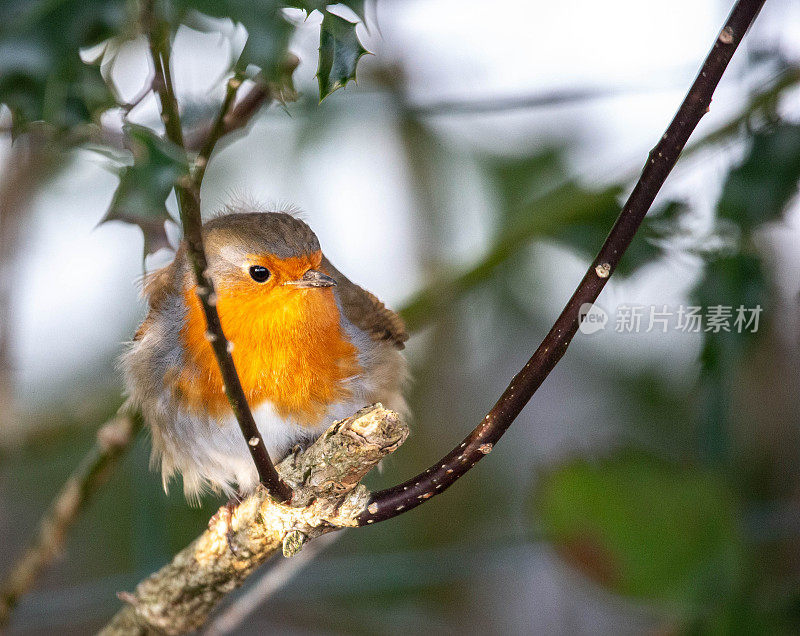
[176,270,361,426]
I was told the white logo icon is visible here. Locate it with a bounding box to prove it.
[579,302,608,335]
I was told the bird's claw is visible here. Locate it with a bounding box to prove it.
[209,499,240,556]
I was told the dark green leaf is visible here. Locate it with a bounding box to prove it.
[533,451,743,605]
[484,150,689,276]
[317,10,368,100]
[399,179,622,331]
[718,122,800,232]
[100,124,188,258]
[0,0,129,132]
[547,199,689,276]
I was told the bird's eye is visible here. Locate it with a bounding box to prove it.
[249,265,271,283]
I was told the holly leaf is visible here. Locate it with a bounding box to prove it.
[0,0,129,133]
[100,125,188,258]
[317,10,369,100]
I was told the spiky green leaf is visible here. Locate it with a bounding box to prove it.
[317,10,368,100]
[100,124,188,257]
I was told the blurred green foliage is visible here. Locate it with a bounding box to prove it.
[534,451,741,606]
[529,115,800,631]
[2,0,800,634]
[717,122,800,233]
[0,0,127,129]
[694,122,800,466]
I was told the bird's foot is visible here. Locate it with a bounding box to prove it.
[209,497,241,555]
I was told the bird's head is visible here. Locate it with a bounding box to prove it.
[202,211,335,296]
[181,211,341,348]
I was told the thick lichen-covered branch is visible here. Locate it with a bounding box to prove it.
[99,405,407,635]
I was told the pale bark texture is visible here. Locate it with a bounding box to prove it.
[100,405,407,635]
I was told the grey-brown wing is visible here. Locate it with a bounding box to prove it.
[322,255,408,350]
[133,252,181,341]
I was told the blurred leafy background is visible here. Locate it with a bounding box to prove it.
[1,0,800,633]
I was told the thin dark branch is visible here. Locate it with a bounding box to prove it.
[193,73,243,185]
[358,0,766,525]
[680,64,800,153]
[182,82,271,151]
[171,185,291,500]
[221,81,275,137]
[140,0,291,501]
[183,55,298,151]
[144,13,183,148]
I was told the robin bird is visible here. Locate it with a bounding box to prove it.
[122,209,408,503]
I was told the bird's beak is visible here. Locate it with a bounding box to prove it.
[283,269,337,289]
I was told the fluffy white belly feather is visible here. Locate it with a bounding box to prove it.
[154,395,373,503]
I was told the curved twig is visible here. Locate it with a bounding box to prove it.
[0,2,771,630]
[358,0,766,525]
